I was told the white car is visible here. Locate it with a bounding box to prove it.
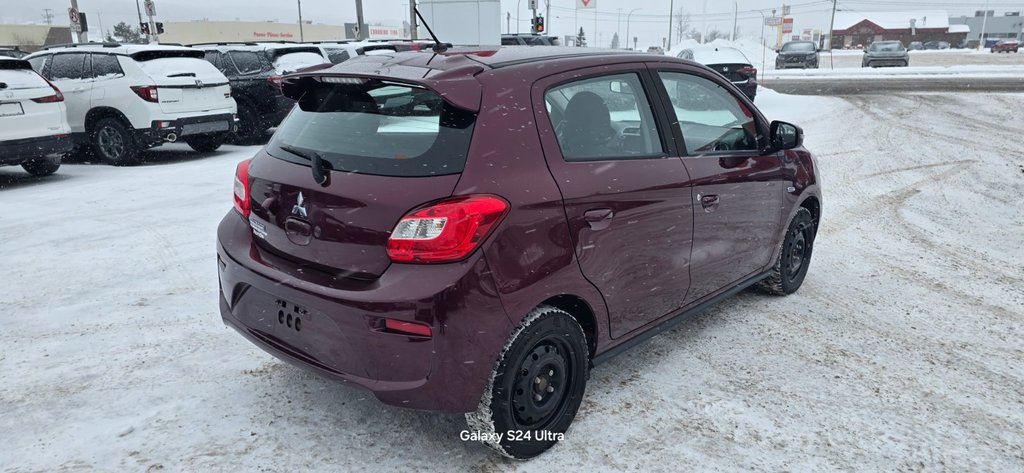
[0,57,72,176]
[25,43,238,165]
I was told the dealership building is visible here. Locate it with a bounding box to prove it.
[158,20,406,44]
[830,11,969,48]
[950,11,1024,42]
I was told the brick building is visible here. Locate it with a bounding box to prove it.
[831,11,969,49]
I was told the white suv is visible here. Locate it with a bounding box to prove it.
[0,57,72,176]
[25,43,238,165]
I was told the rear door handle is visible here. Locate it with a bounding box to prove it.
[583,208,614,230]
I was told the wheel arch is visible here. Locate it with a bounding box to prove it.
[537,294,599,360]
[84,107,133,133]
[799,195,821,229]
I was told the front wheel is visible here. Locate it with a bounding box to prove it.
[465,306,589,460]
[21,156,61,176]
[185,132,227,153]
[758,207,816,296]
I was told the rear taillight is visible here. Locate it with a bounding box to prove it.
[268,75,283,88]
[233,159,251,218]
[131,85,159,103]
[31,77,64,103]
[386,195,509,263]
[737,67,758,78]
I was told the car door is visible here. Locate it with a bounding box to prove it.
[534,65,695,339]
[43,52,91,133]
[87,53,126,112]
[651,67,785,303]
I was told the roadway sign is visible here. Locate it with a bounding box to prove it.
[529,0,538,10]
[577,0,595,9]
[782,18,794,34]
[145,0,157,17]
[765,16,782,26]
[68,8,81,33]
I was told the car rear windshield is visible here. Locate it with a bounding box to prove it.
[271,49,326,74]
[266,79,476,177]
[782,42,815,52]
[691,48,750,64]
[0,58,32,70]
[870,42,905,52]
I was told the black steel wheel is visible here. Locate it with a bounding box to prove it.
[758,207,817,296]
[466,306,589,460]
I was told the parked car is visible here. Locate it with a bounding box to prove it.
[862,41,909,67]
[501,34,561,46]
[991,39,1020,53]
[908,41,924,50]
[775,41,819,69]
[0,47,29,59]
[24,43,237,165]
[217,46,821,460]
[923,41,950,50]
[0,57,72,176]
[191,42,327,143]
[677,46,758,101]
[307,41,397,64]
[647,46,665,55]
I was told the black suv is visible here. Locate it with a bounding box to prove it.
[191,43,327,143]
[501,34,561,46]
[775,41,820,69]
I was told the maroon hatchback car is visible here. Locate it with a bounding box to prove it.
[217,46,821,459]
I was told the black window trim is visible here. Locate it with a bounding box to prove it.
[44,51,90,81]
[227,51,266,76]
[648,65,771,158]
[88,52,125,80]
[541,66,680,163]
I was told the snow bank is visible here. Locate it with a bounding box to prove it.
[764,64,1024,80]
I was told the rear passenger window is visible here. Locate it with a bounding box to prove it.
[90,54,123,79]
[229,52,263,74]
[544,73,664,161]
[326,49,350,64]
[203,51,225,71]
[48,54,87,80]
[658,72,760,153]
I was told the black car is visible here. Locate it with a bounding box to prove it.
[677,46,758,101]
[0,48,29,59]
[191,43,327,143]
[501,34,561,46]
[775,41,819,69]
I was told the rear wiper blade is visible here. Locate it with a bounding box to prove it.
[279,145,331,186]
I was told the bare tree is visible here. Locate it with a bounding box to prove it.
[675,7,692,42]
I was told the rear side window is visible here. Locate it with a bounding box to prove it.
[48,54,87,80]
[325,48,351,64]
[203,51,225,71]
[228,52,263,74]
[27,55,48,72]
[90,54,124,79]
[267,79,476,177]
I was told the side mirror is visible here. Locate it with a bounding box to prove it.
[770,120,803,151]
[609,80,633,95]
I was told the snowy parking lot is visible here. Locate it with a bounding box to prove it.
[2,90,1023,471]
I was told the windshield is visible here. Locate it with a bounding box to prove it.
[870,42,905,52]
[782,42,815,52]
[267,80,476,176]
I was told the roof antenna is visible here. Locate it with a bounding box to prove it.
[414,6,449,54]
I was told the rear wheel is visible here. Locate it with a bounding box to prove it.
[92,117,140,166]
[758,207,816,296]
[230,103,264,145]
[21,156,61,176]
[185,132,227,153]
[466,306,589,460]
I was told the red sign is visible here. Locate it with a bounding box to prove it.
[782,18,794,34]
[578,0,595,8]
[253,31,295,39]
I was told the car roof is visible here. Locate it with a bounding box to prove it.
[31,42,197,56]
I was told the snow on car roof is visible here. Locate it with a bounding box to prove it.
[834,11,950,31]
[28,43,198,56]
[688,47,750,65]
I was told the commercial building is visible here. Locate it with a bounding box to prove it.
[0,24,73,52]
[158,21,349,44]
[950,12,1024,42]
[830,11,968,48]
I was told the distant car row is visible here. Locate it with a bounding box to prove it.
[0,39,443,175]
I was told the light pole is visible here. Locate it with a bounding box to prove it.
[625,8,641,50]
[297,0,304,42]
[667,0,674,51]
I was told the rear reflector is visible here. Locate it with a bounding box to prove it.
[383,319,432,337]
[737,67,758,78]
[387,195,508,263]
[233,159,251,218]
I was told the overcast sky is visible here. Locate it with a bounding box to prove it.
[1,0,1017,48]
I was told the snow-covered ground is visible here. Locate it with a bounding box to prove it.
[2,91,1023,471]
[764,64,1024,80]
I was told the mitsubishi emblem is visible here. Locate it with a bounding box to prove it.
[291,192,308,218]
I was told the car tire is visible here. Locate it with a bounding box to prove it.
[758,207,816,296]
[231,103,264,145]
[185,132,227,153]
[21,156,61,176]
[465,306,589,460]
[91,117,141,166]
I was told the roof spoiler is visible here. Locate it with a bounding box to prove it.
[42,42,121,51]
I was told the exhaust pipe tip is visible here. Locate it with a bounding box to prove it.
[165,133,178,143]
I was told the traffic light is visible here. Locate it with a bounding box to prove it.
[140,22,150,35]
[155,22,164,34]
[536,16,544,33]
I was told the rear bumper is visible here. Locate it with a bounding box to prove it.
[731,80,758,99]
[136,113,239,147]
[216,212,513,413]
[0,134,73,165]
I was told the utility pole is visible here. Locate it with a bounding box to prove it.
[42,9,54,25]
[828,0,837,69]
[626,8,641,50]
[978,1,990,50]
[701,0,707,43]
[732,2,738,41]
[667,0,674,51]
[506,11,511,35]
[409,0,418,39]
[355,0,365,40]
[546,0,551,36]
[297,0,305,42]
[134,0,144,39]
[69,0,87,43]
